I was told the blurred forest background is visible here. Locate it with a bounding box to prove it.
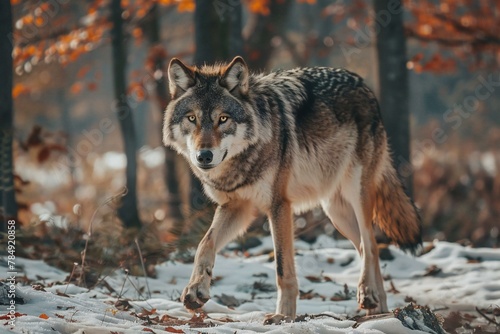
[1,0,499,269]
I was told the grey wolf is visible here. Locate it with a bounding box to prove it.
[162,56,421,323]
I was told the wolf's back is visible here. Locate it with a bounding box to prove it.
[255,67,422,254]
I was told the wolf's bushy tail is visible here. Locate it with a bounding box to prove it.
[374,162,422,255]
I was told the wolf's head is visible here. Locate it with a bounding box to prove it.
[163,56,261,172]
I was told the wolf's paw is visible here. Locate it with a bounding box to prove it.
[357,284,380,312]
[181,281,210,310]
[263,313,293,325]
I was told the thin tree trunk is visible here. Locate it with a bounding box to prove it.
[194,0,243,65]
[143,4,183,223]
[243,0,293,70]
[373,0,412,195]
[111,0,141,228]
[0,0,17,232]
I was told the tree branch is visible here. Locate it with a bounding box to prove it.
[432,12,500,45]
[405,27,500,47]
[475,307,499,326]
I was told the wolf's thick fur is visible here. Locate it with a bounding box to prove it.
[163,56,421,322]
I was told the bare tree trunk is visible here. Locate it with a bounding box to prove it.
[142,5,183,226]
[0,0,17,232]
[194,0,243,65]
[243,0,293,70]
[111,0,141,228]
[373,0,412,195]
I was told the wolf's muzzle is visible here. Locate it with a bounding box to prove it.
[196,150,213,168]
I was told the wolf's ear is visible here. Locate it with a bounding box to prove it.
[168,58,195,98]
[221,56,249,94]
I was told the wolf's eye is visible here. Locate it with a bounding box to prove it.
[219,116,228,124]
[187,115,196,123]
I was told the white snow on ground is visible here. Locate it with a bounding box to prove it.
[1,236,500,333]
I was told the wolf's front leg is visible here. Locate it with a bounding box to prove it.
[181,200,255,310]
[264,200,299,324]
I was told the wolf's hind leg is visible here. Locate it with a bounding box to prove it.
[321,194,360,251]
[181,200,255,310]
[322,194,386,313]
[342,166,388,315]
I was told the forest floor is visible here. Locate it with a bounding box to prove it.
[1,235,499,334]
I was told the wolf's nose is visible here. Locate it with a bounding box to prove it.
[196,150,213,164]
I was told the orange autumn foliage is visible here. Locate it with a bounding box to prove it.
[157,0,194,12]
[70,82,83,95]
[247,0,271,15]
[405,0,500,70]
[12,83,30,98]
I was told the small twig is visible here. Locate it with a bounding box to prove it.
[79,188,128,286]
[122,276,155,311]
[294,216,328,239]
[117,269,129,300]
[166,289,183,301]
[101,309,108,326]
[350,313,394,323]
[310,313,345,321]
[64,262,79,294]
[432,306,449,312]
[135,238,151,299]
[87,264,121,292]
[476,307,499,326]
[69,310,79,323]
[125,275,146,301]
